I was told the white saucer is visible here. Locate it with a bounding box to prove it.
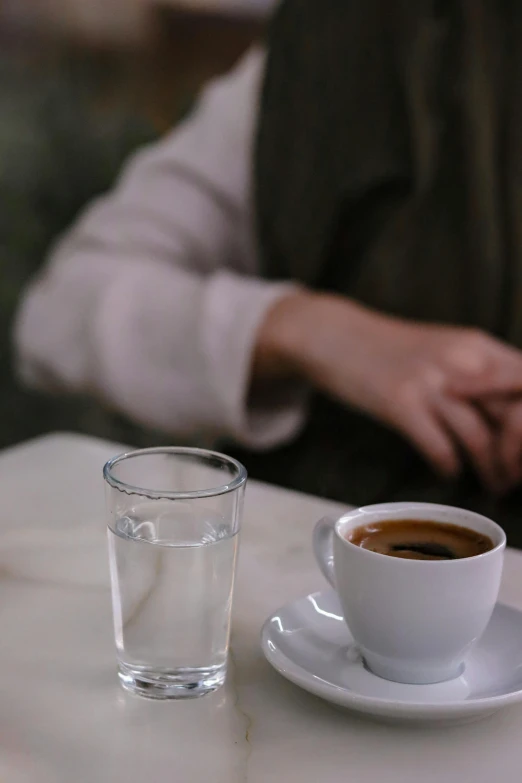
[261,590,522,723]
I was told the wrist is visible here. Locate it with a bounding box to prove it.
[252,288,318,383]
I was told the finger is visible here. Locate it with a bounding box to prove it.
[476,397,522,487]
[479,398,505,424]
[447,345,522,398]
[498,403,522,486]
[435,396,503,493]
[393,397,461,478]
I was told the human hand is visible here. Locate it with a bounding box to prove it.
[464,397,522,490]
[255,290,522,492]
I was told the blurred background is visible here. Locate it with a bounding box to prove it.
[0,0,271,449]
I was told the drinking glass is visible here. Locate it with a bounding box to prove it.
[104,447,247,699]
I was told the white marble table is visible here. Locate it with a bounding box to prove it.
[2,433,522,782]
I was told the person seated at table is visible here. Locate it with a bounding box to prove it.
[14,0,522,540]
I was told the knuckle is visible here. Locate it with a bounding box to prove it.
[395,379,420,405]
[419,364,446,391]
[445,330,491,373]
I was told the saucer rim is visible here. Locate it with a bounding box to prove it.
[261,591,522,718]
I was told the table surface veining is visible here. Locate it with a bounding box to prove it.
[1,433,522,783]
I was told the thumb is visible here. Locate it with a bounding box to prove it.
[447,365,522,399]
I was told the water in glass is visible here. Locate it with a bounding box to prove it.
[108,499,238,698]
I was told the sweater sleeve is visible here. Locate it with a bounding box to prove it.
[14,47,308,449]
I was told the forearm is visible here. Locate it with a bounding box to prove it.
[15,251,305,445]
[253,289,386,391]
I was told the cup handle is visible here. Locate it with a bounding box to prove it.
[313,516,337,588]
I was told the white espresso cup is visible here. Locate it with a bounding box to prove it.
[313,502,506,684]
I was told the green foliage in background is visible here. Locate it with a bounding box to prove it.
[0,52,177,449]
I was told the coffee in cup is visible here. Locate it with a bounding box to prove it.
[313,502,505,684]
[346,519,494,560]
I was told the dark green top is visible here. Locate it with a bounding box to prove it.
[233,0,522,543]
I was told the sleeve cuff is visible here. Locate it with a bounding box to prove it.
[202,270,309,449]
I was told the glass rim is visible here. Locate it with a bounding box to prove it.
[103,446,247,500]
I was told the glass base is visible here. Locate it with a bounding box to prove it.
[117,662,226,699]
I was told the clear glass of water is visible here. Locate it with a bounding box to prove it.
[104,447,247,700]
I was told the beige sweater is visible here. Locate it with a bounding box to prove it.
[14,47,307,448]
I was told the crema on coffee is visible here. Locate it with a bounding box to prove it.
[347,519,494,560]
